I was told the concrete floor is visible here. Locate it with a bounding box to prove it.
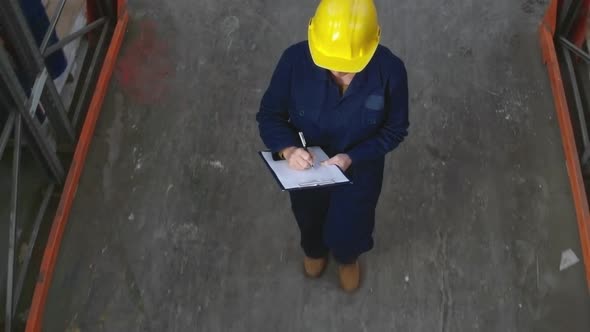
[43,0,590,331]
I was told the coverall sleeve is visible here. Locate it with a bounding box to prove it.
[347,63,409,163]
[256,50,300,153]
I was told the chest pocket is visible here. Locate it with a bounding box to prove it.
[363,94,385,126]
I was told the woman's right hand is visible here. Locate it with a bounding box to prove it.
[281,147,314,170]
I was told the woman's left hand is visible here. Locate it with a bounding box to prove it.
[322,153,352,171]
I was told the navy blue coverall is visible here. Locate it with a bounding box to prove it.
[256,41,409,264]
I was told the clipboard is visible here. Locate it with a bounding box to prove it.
[259,147,352,191]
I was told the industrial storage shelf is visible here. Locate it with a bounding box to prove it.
[0,0,128,331]
[539,0,590,292]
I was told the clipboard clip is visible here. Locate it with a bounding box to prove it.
[298,179,336,187]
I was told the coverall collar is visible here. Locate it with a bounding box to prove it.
[306,49,377,87]
[305,48,385,103]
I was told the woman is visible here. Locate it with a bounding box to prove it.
[256,0,409,292]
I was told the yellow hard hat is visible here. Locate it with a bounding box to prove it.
[308,0,381,73]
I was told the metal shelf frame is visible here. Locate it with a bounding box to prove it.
[556,0,590,170]
[539,0,590,292]
[0,0,118,330]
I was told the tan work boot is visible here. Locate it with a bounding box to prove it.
[338,261,360,292]
[303,256,328,278]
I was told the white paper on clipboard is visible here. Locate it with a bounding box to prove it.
[260,147,351,190]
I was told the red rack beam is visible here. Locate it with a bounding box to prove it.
[24,1,129,330]
[539,0,590,292]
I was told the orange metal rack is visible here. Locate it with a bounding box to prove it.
[24,1,129,330]
[539,0,590,292]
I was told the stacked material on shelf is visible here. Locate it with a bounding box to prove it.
[43,0,87,94]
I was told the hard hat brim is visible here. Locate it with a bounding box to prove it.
[308,29,379,73]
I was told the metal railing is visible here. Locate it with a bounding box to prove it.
[0,0,117,330]
[553,0,590,174]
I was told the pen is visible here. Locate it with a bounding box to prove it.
[298,132,314,168]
